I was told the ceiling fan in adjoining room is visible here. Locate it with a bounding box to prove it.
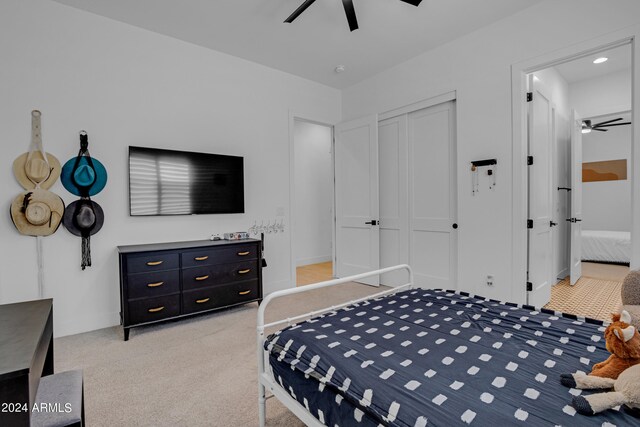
[581,117,631,134]
[284,0,423,32]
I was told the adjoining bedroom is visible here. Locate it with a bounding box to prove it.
[2,1,640,427]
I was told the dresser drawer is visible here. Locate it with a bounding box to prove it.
[182,260,259,290]
[221,280,260,306]
[127,270,180,299]
[181,243,258,268]
[125,252,179,274]
[182,287,225,314]
[127,294,180,325]
[182,280,260,314]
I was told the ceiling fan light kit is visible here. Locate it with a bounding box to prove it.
[581,117,631,133]
[284,0,423,32]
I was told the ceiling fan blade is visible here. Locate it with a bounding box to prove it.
[593,122,632,128]
[592,128,608,132]
[342,0,359,31]
[593,117,623,127]
[399,0,423,5]
[284,0,317,23]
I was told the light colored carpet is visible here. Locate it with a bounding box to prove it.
[545,275,622,321]
[54,282,384,427]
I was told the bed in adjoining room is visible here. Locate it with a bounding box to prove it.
[257,265,638,427]
[581,230,631,265]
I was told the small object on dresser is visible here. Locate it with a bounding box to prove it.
[223,231,249,240]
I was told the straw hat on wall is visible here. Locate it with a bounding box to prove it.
[13,151,62,190]
[10,188,65,236]
[12,110,62,190]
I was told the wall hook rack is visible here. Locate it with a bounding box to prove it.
[470,159,497,168]
[470,159,498,195]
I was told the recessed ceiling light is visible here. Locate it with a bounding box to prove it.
[335,65,345,73]
[593,57,608,64]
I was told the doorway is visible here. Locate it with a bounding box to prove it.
[524,42,633,319]
[292,119,335,286]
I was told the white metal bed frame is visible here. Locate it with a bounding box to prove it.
[257,264,414,426]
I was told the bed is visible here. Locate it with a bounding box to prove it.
[257,265,637,426]
[582,230,631,265]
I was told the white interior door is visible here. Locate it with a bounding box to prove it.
[569,110,583,286]
[378,115,409,286]
[527,75,554,307]
[408,101,457,289]
[335,115,380,286]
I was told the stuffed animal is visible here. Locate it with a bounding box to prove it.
[565,364,640,416]
[561,310,640,388]
[589,310,640,379]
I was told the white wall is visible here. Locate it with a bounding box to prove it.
[293,121,333,266]
[581,123,631,231]
[533,68,571,279]
[0,0,340,337]
[570,69,632,118]
[342,0,640,302]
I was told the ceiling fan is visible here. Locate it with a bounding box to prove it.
[581,117,632,134]
[284,0,423,32]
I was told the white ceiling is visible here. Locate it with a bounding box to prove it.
[52,0,544,89]
[554,43,632,84]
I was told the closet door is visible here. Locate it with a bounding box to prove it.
[378,115,409,286]
[334,115,380,286]
[408,101,457,289]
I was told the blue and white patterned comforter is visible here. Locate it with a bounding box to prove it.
[265,289,637,426]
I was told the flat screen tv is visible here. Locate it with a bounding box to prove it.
[128,146,244,216]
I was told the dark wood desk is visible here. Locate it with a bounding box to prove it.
[0,299,54,426]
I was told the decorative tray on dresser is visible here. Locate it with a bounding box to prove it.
[118,239,262,341]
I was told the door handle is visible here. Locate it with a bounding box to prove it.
[550,221,558,227]
[566,218,582,223]
[364,220,378,226]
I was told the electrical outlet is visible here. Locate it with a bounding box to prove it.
[486,275,494,286]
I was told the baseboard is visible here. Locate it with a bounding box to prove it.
[263,279,293,295]
[55,311,121,338]
[296,255,332,267]
[556,268,569,280]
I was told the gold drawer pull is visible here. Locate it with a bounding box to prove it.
[238,290,251,296]
[238,269,251,274]
[194,256,209,261]
[237,251,250,256]
[147,281,164,288]
[195,275,210,281]
[146,260,163,266]
[148,306,165,313]
[196,298,210,304]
